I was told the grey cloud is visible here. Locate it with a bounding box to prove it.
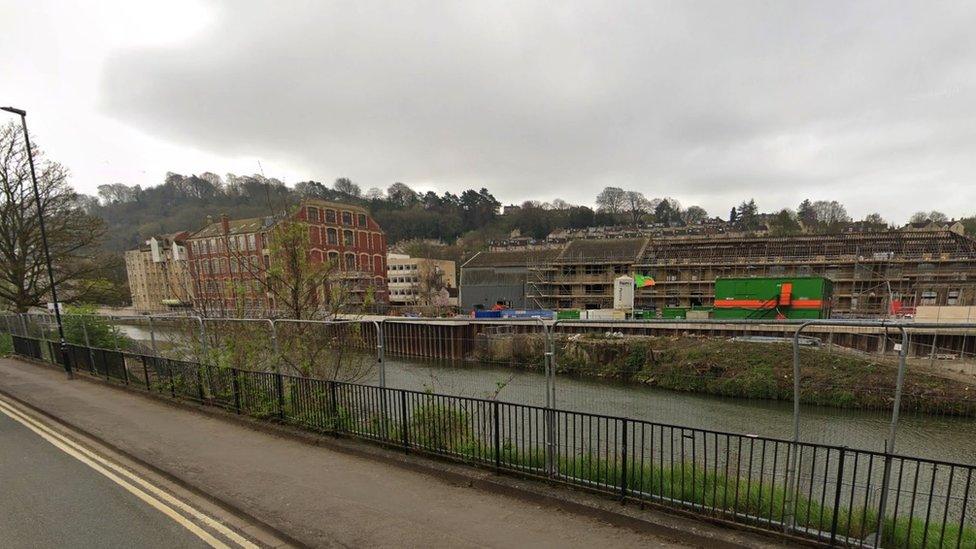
[100,0,976,220]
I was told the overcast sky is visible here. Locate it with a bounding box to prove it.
[3,1,976,222]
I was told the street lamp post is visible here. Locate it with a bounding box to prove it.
[2,106,72,378]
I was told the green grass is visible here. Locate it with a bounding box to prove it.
[0,333,11,356]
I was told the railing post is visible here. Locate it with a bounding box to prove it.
[375,320,386,388]
[231,368,241,414]
[829,447,846,544]
[493,400,501,471]
[400,390,409,452]
[275,372,285,420]
[141,355,151,389]
[197,317,208,364]
[19,314,28,338]
[82,316,95,374]
[268,319,280,372]
[620,418,629,502]
[148,315,158,355]
[874,327,910,545]
[328,381,339,432]
[196,366,206,402]
[168,361,176,398]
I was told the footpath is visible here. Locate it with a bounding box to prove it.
[0,357,786,548]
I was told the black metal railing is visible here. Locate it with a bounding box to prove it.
[10,335,975,548]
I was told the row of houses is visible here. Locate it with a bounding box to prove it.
[460,228,976,317]
[125,199,457,314]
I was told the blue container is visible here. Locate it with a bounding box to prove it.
[500,309,555,319]
[474,310,503,318]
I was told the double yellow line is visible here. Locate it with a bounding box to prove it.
[0,395,259,549]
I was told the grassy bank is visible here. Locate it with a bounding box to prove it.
[0,333,11,356]
[473,334,976,416]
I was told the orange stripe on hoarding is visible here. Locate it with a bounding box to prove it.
[714,299,822,309]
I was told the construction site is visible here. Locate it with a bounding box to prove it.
[462,228,976,317]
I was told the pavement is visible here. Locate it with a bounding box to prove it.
[0,357,790,548]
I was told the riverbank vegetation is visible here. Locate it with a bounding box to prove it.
[474,334,976,416]
[359,400,975,549]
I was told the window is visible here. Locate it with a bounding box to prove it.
[210,238,217,253]
[307,206,320,222]
[948,289,961,306]
[237,235,246,251]
[325,209,336,223]
[357,213,367,227]
[260,232,268,247]
[360,254,370,270]
[374,255,383,272]
[248,234,256,250]
[263,255,270,269]
[345,253,356,270]
[920,290,937,305]
[327,228,338,245]
[342,211,353,225]
[343,230,354,246]
[328,251,340,265]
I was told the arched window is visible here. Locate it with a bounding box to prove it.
[344,253,356,270]
[327,228,338,245]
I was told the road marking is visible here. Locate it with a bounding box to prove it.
[0,396,259,549]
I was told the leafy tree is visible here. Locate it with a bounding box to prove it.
[909,210,948,224]
[736,199,759,230]
[653,198,683,225]
[768,209,802,236]
[0,122,112,312]
[797,199,817,229]
[729,207,738,223]
[681,205,708,225]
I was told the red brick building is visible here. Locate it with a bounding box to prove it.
[186,199,388,314]
[296,198,388,305]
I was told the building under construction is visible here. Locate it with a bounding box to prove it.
[465,228,976,317]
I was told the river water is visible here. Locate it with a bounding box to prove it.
[116,324,976,464]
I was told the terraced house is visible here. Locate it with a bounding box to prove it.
[185,199,388,314]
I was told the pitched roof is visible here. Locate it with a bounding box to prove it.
[189,216,275,239]
[461,248,564,268]
[555,237,649,263]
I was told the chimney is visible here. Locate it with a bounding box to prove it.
[206,215,213,226]
[221,213,230,234]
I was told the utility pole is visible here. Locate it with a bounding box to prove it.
[2,107,72,378]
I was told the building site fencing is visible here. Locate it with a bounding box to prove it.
[3,323,975,548]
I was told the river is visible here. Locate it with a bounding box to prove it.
[116,324,976,464]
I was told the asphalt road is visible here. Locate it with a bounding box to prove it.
[0,411,208,549]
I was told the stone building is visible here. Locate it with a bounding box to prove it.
[386,253,457,307]
[124,232,193,312]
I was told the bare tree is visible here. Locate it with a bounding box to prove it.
[595,186,627,218]
[0,122,108,312]
[333,177,361,197]
[811,200,851,229]
[623,190,651,224]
